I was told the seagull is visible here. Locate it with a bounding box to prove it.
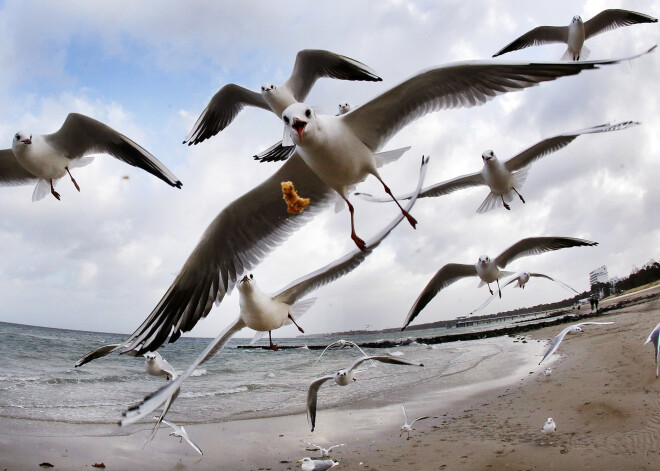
[644,322,660,378]
[1,113,181,201]
[355,121,639,212]
[539,321,614,365]
[144,352,178,380]
[541,418,557,444]
[297,457,339,471]
[400,404,429,439]
[543,368,552,377]
[469,270,579,315]
[153,417,203,455]
[307,356,424,432]
[301,441,346,457]
[182,49,381,146]
[403,237,598,329]
[493,9,658,60]
[314,339,369,365]
[280,48,654,250]
[119,157,429,426]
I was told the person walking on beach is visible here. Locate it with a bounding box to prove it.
[590,296,596,311]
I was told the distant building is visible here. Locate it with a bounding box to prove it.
[589,265,608,287]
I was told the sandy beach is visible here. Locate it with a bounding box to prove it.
[1,285,659,471]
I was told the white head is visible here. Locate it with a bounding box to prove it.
[571,326,583,333]
[544,368,552,376]
[572,15,582,24]
[546,417,554,424]
[237,273,255,292]
[12,130,32,149]
[144,352,160,362]
[337,102,353,115]
[478,255,491,265]
[261,82,276,94]
[481,150,497,164]
[282,103,316,145]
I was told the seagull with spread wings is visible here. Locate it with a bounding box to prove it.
[493,9,657,60]
[356,121,639,212]
[183,49,381,146]
[402,237,598,329]
[0,113,181,201]
[539,321,614,365]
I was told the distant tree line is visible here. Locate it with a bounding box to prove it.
[611,259,660,293]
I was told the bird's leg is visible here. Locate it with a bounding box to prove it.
[268,331,278,351]
[501,195,510,210]
[512,187,525,204]
[288,313,305,333]
[65,167,80,192]
[487,283,494,295]
[373,174,417,228]
[399,430,403,438]
[497,279,502,298]
[344,197,366,252]
[50,179,61,200]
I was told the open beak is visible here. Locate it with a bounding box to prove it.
[240,275,249,284]
[292,119,306,143]
[21,138,32,145]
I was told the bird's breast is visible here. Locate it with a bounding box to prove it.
[240,292,290,331]
[13,140,69,180]
[482,164,514,194]
[567,22,585,53]
[476,262,500,283]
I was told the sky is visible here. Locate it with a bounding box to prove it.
[0,0,658,339]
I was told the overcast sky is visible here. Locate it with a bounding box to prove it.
[0,0,658,339]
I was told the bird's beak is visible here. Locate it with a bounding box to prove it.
[240,275,249,284]
[292,119,306,143]
[296,460,302,463]
[21,139,31,145]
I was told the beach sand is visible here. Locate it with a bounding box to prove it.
[1,286,659,470]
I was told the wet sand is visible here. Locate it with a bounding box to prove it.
[1,285,659,470]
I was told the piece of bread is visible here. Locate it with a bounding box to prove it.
[281,181,310,214]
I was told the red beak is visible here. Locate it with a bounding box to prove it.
[21,139,32,145]
[292,119,306,143]
[241,275,249,283]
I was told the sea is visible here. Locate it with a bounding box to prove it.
[0,320,538,426]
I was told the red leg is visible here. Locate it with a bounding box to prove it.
[288,313,304,333]
[497,278,502,298]
[487,283,494,295]
[50,180,61,200]
[501,195,510,210]
[344,197,366,252]
[268,331,278,351]
[373,174,417,228]
[66,167,80,192]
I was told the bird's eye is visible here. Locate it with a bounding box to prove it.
[283,116,290,124]
[305,109,312,118]
[250,273,254,279]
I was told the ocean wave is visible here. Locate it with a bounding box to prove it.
[180,386,248,398]
[190,368,207,377]
[46,375,131,384]
[0,376,40,382]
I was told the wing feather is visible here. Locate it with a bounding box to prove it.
[494,237,598,269]
[585,9,657,39]
[493,26,568,57]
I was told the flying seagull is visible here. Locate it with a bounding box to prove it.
[297,457,339,471]
[1,113,181,201]
[307,356,424,432]
[314,339,369,365]
[356,121,639,212]
[469,271,579,315]
[402,237,598,329]
[400,404,429,439]
[183,49,381,146]
[119,156,429,426]
[280,48,655,250]
[155,417,203,455]
[539,321,614,365]
[493,9,657,60]
[301,441,346,458]
[644,322,660,378]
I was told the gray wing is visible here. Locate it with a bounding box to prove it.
[410,416,430,426]
[494,237,598,269]
[585,9,658,39]
[492,26,568,57]
[339,52,656,154]
[314,340,367,365]
[122,317,246,426]
[470,292,499,315]
[179,427,203,455]
[0,149,37,185]
[182,84,270,145]
[74,344,139,368]
[253,141,296,163]
[272,155,429,306]
[159,358,178,380]
[116,154,333,355]
[539,325,574,365]
[348,355,424,372]
[284,49,382,101]
[528,273,579,294]
[645,323,660,377]
[505,121,640,171]
[575,322,614,328]
[356,171,484,203]
[306,375,335,432]
[402,263,478,329]
[43,113,181,188]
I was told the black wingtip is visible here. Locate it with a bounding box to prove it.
[174,181,183,189]
[181,140,186,144]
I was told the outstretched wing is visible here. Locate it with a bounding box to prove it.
[340,52,655,154]
[306,375,335,432]
[505,121,640,171]
[529,272,579,294]
[284,49,382,101]
[494,237,598,269]
[253,141,297,163]
[539,325,574,365]
[348,355,424,372]
[116,154,333,356]
[492,26,568,57]
[43,113,181,188]
[0,149,37,186]
[314,340,368,365]
[183,84,270,145]
[585,9,657,39]
[402,263,478,329]
[272,155,429,306]
[74,344,140,368]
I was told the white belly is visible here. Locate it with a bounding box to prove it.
[482,164,514,195]
[240,294,290,332]
[476,262,501,284]
[567,23,585,58]
[13,139,69,180]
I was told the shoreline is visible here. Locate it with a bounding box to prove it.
[1,285,659,470]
